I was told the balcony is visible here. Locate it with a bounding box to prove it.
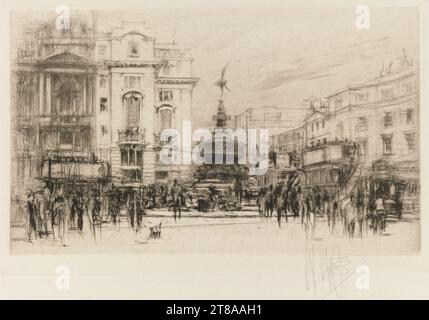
[117,128,146,145]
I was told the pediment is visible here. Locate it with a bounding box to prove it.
[40,52,96,67]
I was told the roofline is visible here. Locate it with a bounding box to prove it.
[326,67,418,99]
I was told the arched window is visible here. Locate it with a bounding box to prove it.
[159,107,173,131]
[56,79,81,115]
[123,92,142,129]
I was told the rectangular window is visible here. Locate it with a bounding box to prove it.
[164,91,173,101]
[59,131,73,150]
[120,146,143,166]
[136,150,143,166]
[382,135,393,155]
[409,184,417,196]
[357,116,368,131]
[406,108,414,125]
[124,76,142,89]
[335,97,342,109]
[100,97,107,112]
[121,148,128,166]
[384,112,393,128]
[98,45,106,59]
[156,171,168,180]
[126,97,140,129]
[128,41,140,58]
[40,131,55,151]
[381,87,394,100]
[405,133,415,152]
[159,90,173,102]
[101,125,108,136]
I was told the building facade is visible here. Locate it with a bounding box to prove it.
[11,12,198,197]
[325,56,418,169]
[234,106,292,136]
[94,22,198,184]
[269,51,419,213]
[302,99,330,148]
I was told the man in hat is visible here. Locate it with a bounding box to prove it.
[170,179,183,221]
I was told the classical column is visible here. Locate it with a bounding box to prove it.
[89,75,94,115]
[46,74,51,115]
[39,72,44,115]
[82,76,87,115]
[89,74,96,154]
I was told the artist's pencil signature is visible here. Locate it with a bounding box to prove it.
[305,244,351,298]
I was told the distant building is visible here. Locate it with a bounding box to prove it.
[268,50,419,214]
[261,125,306,186]
[11,12,198,197]
[276,125,305,158]
[303,50,419,213]
[325,52,418,169]
[302,98,330,148]
[234,106,292,135]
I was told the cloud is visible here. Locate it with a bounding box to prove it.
[255,60,344,91]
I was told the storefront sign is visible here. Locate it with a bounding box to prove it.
[303,149,324,165]
[42,161,109,180]
[303,145,344,166]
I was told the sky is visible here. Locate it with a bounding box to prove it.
[97,7,418,128]
[12,7,419,128]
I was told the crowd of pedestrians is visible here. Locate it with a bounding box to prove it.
[256,181,391,238]
[22,176,393,244]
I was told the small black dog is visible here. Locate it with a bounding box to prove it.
[149,222,162,239]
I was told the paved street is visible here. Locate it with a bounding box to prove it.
[10,209,420,255]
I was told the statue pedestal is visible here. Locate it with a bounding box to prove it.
[193,99,248,192]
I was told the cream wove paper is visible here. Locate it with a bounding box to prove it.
[0,0,428,299]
